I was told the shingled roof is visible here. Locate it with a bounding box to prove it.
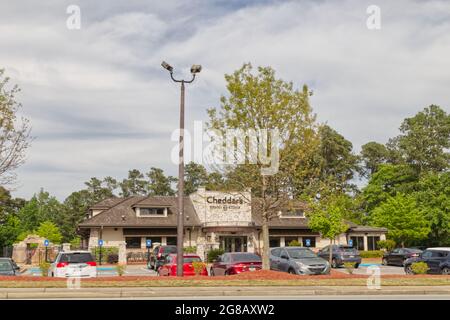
[79,196,201,228]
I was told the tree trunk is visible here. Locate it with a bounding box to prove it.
[329,238,333,266]
[261,214,270,270]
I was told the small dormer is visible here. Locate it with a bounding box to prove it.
[279,208,305,218]
[135,206,168,217]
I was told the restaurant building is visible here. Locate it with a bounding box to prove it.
[78,189,387,258]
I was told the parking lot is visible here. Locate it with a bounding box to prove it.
[335,264,406,276]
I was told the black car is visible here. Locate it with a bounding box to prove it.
[0,258,20,276]
[317,245,361,268]
[404,248,450,275]
[382,248,422,266]
[147,245,177,270]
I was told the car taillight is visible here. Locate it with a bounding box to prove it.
[235,264,247,269]
[86,261,97,267]
[56,262,68,268]
[157,253,162,259]
[411,253,419,257]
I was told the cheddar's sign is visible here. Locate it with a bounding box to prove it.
[206,196,244,205]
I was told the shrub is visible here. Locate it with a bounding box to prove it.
[343,262,355,274]
[192,261,206,275]
[115,264,126,276]
[184,246,197,254]
[288,240,301,246]
[107,254,119,264]
[70,237,81,249]
[39,262,51,277]
[377,240,396,251]
[359,250,384,258]
[91,247,119,264]
[411,262,429,275]
[206,248,225,262]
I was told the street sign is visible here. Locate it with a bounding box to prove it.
[44,239,49,247]
[305,239,311,247]
[98,239,104,247]
[348,239,353,247]
[146,239,152,248]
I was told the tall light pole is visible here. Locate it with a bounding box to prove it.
[161,61,201,276]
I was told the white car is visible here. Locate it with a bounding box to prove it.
[49,251,97,278]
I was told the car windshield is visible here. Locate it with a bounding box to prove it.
[338,247,356,252]
[231,253,261,262]
[183,256,202,263]
[286,248,317,259]
[163,247,177,254]
[406,248,422,253]
[0,261,12,272]
[59,253,94,263]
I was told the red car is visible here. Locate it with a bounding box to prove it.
[157,254,208,276]
[210,252,262,276]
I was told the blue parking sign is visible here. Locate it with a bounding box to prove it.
[98,239,104,247]
[305,239,311,247]
[44,239,49,247]
[348,239,353,247]
[146,239,152,248]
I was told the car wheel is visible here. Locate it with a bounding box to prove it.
[382,258,387,266]
[405,265,414,275]
[354,263,360,269]
[331,258,338,268]
[288,268,296,275]
[210,268,215,276]
[441,267,450,275]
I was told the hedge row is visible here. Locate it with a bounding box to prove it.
[359,250,384,258]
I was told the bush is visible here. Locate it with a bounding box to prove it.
[192,261,206,275]
[288,240,301,246]
[206,249,225,263]
[91,247,119,264]
[411,262,429,275]
[70,237,81,249]
[184,246,197,254]
[377,240,396,251]
[359,250,384,258]
[39,262,51,277]
[343,262,355,274]
[115,264,126,276]
[107,254,119,264]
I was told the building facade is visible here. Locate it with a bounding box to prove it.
[78,189,387,259]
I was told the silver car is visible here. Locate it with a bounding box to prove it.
[270,247,330,275]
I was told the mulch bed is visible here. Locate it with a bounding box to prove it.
[1,269,447,282]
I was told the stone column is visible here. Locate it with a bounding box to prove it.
[118,241,127,265]
[363,235,368,251]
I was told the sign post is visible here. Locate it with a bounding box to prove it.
[98,239,104,265]
[146,239,152,266]
[44,239,49,262]
[305,239,311,247]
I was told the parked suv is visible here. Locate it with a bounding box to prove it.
[0,258,20,276]
[49,251,97,278]
[382,248,422,266]
[148,245,177,270]
[270,247,330,275]
[404,247,450,275]
[317,245,361,268]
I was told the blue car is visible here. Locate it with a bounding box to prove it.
[0,258,20,276]
[404,248,450,275]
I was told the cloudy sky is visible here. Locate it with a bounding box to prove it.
[1,0,449,200]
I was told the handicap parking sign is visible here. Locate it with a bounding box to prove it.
[305,239,311,247]
[146,239,152,248]
[98,239,104,247]
[348,239,353,247]
[44,239,49,247]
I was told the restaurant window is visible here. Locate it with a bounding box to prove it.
[125,237,141,249]
[367,236,380,251]
[166,237,177,245]
[138,207,166,217]
[302,237,316,248]
[350,236,364,251]
[284,237,299,246]
[269,237,281,248]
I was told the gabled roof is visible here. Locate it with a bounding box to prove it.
[79,196,201,228]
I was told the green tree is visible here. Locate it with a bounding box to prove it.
[370,193,430,247]
[0,69,31,185]
[119,169,147,196]
[307,194,350,264]
[393,105,450,173]
[184,162,209,195]
[146,167,176,196]
[0,215,23,246]
[360,141,389,176]
[207,63,320,269]
[36,221,62,244]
